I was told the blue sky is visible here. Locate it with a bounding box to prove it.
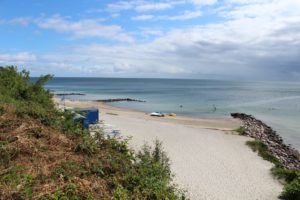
[0,0,300,80]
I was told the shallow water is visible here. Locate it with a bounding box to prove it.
[43,78,300,150]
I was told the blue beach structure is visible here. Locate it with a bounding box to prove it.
[79,108,99,128]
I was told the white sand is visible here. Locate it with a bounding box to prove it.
[58,99,283,200]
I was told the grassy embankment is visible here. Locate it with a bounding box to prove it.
[235,127,300,200]
[0,66,187,200]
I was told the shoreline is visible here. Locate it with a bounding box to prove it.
[54,97,241,131]
[54,97,283,200]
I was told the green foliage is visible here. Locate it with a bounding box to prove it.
[0,105,4,116]
[272,167,299,183]
[74,135,98,156]
[89,161,104,177]
[21,174,34,198]
[0,165,24,187]
[113,184,129,199]
[235,126,247,135]
[280,176,300,200]
[246,140,282,166]
[0,165,35,198]
[40,184,93,200]
[53,161,88,181]
[0,66,56,124]
[117,140,187,200]
[0,145,19,167]
[0,66,186,199]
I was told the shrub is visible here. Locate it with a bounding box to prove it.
[280,176,300,200]
[0,106,4,116]
[246,140,282,166]
[120,140,187,199]
[90,161,104,177]
[272,167,299,183]
[74,135,97,156]
[0,66,57,124]
[0,165,24,187]
[235,127,247,135]
[0,146,19,167]
[40,184,93,200]
[21,174,34,198]
[53,160,88,181]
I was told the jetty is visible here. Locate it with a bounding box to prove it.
[95,98,146,103]
[231,113,300,170]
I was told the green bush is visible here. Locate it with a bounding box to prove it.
[0,165,24,187]
[246,140,282,166]
[40,184,93,200]
[0,106,4,116]
[272,167,299,183]
[119,140,187,200]
[235,127,247,135]
[74,135,97,156]
[280,176,300,200]
[0,146,19,167]
[53,161,88,181]
[0,66,56,123]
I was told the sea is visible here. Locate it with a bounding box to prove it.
[44,78,300,150]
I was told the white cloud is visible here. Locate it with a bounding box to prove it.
[36,15,133,42]
[132,10,202,21]
[135,2,174,12]
[0,17,31,26]
[106,1,134,12]
[140,28,163,36]
[189,0,218,6]
[163,10,202,20]
[36,0,300,79]
[107,1,182,13]
[0,52,36,64]
[132,14,155,21]
[222,0,300,19]
[2,0,300,80]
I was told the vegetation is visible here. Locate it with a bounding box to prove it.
[246,140,300,200]
[235,126,247,135]
[0,66,186,199]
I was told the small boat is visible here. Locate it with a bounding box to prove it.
[150,112,165,117]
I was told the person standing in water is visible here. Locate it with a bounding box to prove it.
[212,104,217,112]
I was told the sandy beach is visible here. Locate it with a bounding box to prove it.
[56,98,283,200]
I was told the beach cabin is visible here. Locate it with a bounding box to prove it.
[78,108,99,128]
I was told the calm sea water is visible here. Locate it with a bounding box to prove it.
[44,78,300,150]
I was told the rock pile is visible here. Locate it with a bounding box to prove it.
[231,113,300,170]
[56,93,85,96]
[95,98,146,103]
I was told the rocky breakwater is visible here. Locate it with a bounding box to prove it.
[95,98,146,103]
[231,113,300,170]
[56,93,85,96]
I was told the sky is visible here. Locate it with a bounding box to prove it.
[0,0,299,80]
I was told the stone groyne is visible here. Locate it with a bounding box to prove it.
[231,113,300,170]
[95,98,146,103]
[56,93,85,96]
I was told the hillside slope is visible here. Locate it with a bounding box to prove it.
[0,66,185,200]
